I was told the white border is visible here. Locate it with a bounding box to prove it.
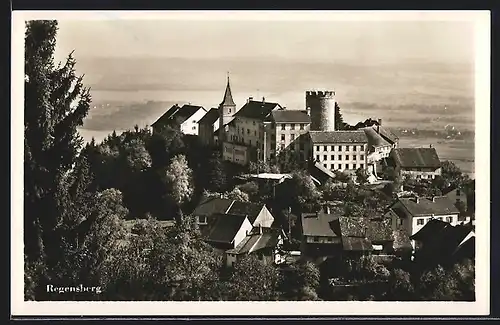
[11,10,491,316]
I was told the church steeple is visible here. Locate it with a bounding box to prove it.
[220,72,235,107]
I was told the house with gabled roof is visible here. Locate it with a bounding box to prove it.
[197,107,220,146]
[388,195,460,251]
[151,104,207,136]
[192,197,275,234]
[225,226,287,267]
[205,213,253,251]
[410,219,475,267]
[390,147,442,180]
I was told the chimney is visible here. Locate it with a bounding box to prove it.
[306,107,311,116]
[262,96,266,103]
[414,196,420,204]
[377,124,380,134]
[378,119,382,126]
[429,144,433,148]
[259,224,262,235]
[247,96,253,103]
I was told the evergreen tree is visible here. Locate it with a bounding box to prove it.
[24,19,92,296]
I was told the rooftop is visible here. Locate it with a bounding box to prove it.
[301,212,341,237]
[152,104,206,127]
[220,77,236,107]
[309,131,368,144]
[206,213,248,244]
[198,108,219,125]
[234,100,281,120]
[397,196,460,217]
[271,109,311,123]
[392,147,441,169]
[362,127,391,149]
[227,201,264,224]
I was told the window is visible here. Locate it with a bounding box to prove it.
[417,218,424,225]
[338,164,342,169]
[249,140,252,145]
[316,155,320,161]
[398,218,403,226]
[446,217,453,223]
[352,164,356,170]
[247,129,250,134]
[438,217,443,221]
[416,175,421,179]
[300,124,304,130]
[323,155,327,161]
[281,134,285,141]
[229,109,231,113]
[253,121,256,126]
[345,155,349,160]
[360,164,364,169]
[316,146,320,151]
[254,130,257,136]
[331,145,335,151]
[331,155,334,160]
[345,164,349,169]
[327,237,333,242]
[313,236,319,242]
[346,145,350,151]
[192,126,196,130]
[324,145,327,151]
[256,141,259,147]
[338,145,342,151]
[323,164,327,168]
[291,134,295,141]
[198,215,207,224]
[291,123,295,130]
[353,155,357,160]
[281,124,286,130]
[360,155,364,160]
[330,164,334,169]
[456,189,461,196]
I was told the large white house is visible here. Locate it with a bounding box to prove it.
[151,104,207,136]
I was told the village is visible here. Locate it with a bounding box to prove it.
[124,75,478,298]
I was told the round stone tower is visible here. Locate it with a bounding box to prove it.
[305,90,336,131]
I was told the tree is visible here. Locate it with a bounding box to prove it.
[335,102,347,130]
[441,161,469,188]
[280,261,321,300]
[385,268,415,301]
[275,171,321,212]
[355,168,370,185]
[24,20,92,298]
[204,155,228,193]
[163,154,194,206]
[224,255,281,301]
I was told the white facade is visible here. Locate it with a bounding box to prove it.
[233,218,253,248]
[274,122,311,160]
[180,107,208,135]
[401,167,442,180]
[312,143,368,172]
[222,142,250,165]
[253,206,275,228]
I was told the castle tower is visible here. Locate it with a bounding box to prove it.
[306,90,336,131]
[218,74,236,143]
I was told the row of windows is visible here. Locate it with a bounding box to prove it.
[280,123,306,130]
[416,216,453,225]
[316,154,365,161]
[316,145,365,152]
[322,163,364,170]
[238,127,257,136]
[310,236,334,242]
[280,133,304,142]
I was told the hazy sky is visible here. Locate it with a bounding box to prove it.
[55,19,474,65]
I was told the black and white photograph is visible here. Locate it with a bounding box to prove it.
[12,10,490,316]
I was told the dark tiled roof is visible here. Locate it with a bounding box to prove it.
[392,147,441,169]
[206,213,248,244]
[220,78,236,107]
[271,109,311,123]
[153,104,205,126]
[151,104,180,126]
[301,212,341,237]
[337,217,393,242]
[309,131,368,144]
[227,234,260,255]
[372,125,399,144]
[227,201,264,224]
[342,237,373,251]
[410,218,450,241]
[193,197,233,217]
[198,108,219,125]
[233,100,281,120]
[398,196,460,217]
[362,127,391,148]
[309,162,336,184]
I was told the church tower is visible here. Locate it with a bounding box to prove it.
[218,74,236,144]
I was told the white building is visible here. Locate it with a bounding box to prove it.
[308,130,369,172]
[151,104,207,136]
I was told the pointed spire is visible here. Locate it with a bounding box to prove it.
[220,72,236,107]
